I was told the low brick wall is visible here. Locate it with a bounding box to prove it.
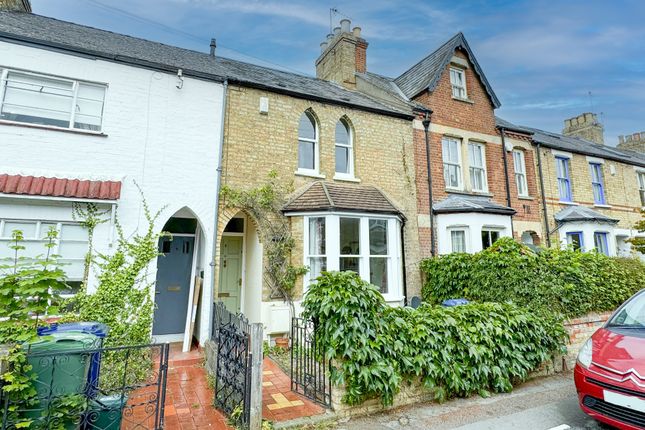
[562,311,612,369]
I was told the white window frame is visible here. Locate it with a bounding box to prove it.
[512,150,529,197]
[447,226,469,253]
[0,68,107,133]
[481,227,502,250]
[442,137,463,190]
[638,171,645,207]
[0,219,89,298]
[334,118,355,180]
[468,142,488,193]
[296,111,321,177]
[302,212,402,302]
[449,67,467,99]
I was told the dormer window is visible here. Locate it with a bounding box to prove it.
[450,67,466,99]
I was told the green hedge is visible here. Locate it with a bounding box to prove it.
[302,271,566,406]
[421,238,645,318]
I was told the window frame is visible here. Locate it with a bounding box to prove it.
[0,68,107,133]
[449,67,467,99]
[481,228,501,250]
[589,163,606,205]
[593,231,610,256]
[555,156,573,202]
[442,137,463,190]
[566,231,584,251]
[334,118,355,180]
[512,149,529,197]
[637,171,645,207]
[302,212,402,301]
[0,218,89,298]
[448,226,469,253]
[468,142,488,193]
[296,111,320,176]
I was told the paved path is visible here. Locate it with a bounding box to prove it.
[340,372,606,430]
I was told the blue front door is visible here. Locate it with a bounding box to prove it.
[153,236,194,335]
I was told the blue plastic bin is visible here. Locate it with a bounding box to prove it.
[441,298,470,307]
[37,322,110,397]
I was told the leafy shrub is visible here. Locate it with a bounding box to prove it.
[421,238,645,318]
[303,271,566,406]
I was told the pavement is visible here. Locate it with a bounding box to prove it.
[338,372,609,430]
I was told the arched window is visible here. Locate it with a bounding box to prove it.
[298,111,318,173]
[335,118,353,177]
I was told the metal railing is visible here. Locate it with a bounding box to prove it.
[291,317,331,407]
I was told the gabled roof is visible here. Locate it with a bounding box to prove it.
[0,174,121,200]
[495,117,645,168]
[0,12,414,119]
[554,206,618,224]
[282,182,403,217]
[433,194,515,216]
[394,32,501,108]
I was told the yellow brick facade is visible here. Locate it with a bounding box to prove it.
[538,146,643,248]
[215,85,421,306]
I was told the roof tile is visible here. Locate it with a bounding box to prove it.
[0,174,121,200]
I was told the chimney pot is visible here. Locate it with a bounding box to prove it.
[320,41,328,52]
[333,26,341,36]
[326,33,333,41]
[209,38,216,57]
[340,19,351,33]
[352,26,361,37]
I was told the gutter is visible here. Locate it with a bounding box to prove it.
[421,109,436,257]
[499,127,515,234]
[209,79,228,339]
[535,142,552,247]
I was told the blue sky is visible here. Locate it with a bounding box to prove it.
[31,0,645,145]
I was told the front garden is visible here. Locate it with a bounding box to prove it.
[301,237,645,409]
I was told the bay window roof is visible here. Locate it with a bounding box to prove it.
[283,181,403,218]
[433,194,515,216]
[554,206,618,224]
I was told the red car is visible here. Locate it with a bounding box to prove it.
[575,289,645,429]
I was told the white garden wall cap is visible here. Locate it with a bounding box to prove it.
[433,194,515,216]
[282,181,403,218]
[0,12,413,120]
[554,206,618,224]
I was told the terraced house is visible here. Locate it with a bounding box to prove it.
[499,113,645,257]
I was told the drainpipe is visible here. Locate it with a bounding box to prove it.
[422,110,436,257]
[209,79,228,339]
[535,142,552,247]
[400,219,408,305]
[499,127,514,235]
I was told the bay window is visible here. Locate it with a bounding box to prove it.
[303,214,402,299]
[0,69,106,132]
[449,228,467,253]
[481,228,500,249]
[594,232,609,256]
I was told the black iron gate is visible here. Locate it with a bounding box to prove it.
[291,317,331,407]
[211,302,252,428]
[0,342,169,430]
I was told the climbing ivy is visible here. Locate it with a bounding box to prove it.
[220,170,308,314]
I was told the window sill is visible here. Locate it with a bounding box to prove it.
[0,120,107,137]
[593,204,612,209]
[333,175,360,183]
[452,96,474,104]
[445,189,493,197]
[295,170,326,179]
[558,201,578,206]
[518,195,533,201]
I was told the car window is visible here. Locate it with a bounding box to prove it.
[608,291,645,328]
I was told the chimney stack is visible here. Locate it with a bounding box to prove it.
[209,38,216,57]
[0,0,31,12]
[562,112,604,145]
[315,19,368,89]
[618,132,645,153]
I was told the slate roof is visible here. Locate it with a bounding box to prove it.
[0,12,413,119]
[495,117,645,168]
[282,182,403,217]
[433,194,515,215]
[554,206,618,224]
[393,32,501,108]
[0,174,121,200]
